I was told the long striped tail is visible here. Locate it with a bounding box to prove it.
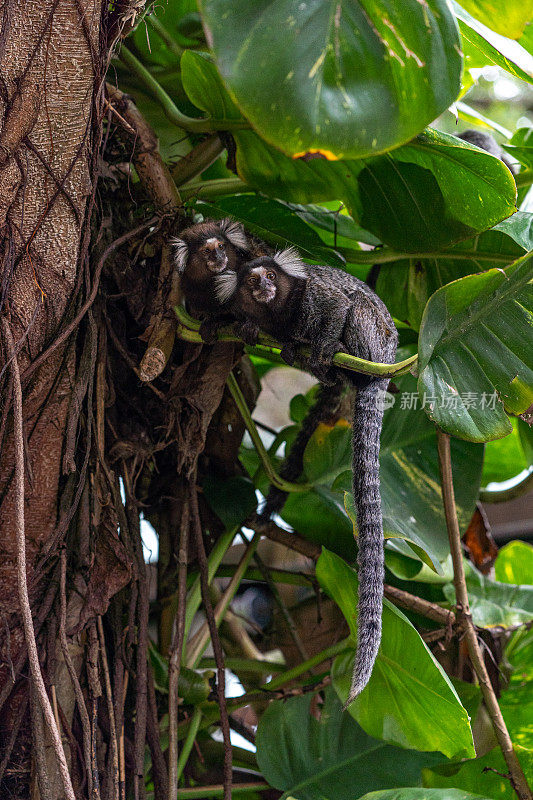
[345,378,387,704]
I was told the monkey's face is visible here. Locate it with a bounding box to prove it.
[193,237,230,274]
[244,265,278,304]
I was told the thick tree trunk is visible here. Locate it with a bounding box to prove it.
[0,1,104,793]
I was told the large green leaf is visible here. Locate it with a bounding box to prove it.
[181,50,246,122]
[377,212,533,330]
[495,540,533,585]
[359,791,493,800]
[255,686,443,800]
[194,194,344,265]
[456,0,533,40]
[424,745,533,798]
[199,0,461,159]
[234,128,516,251]
[443,561,533,627]
[318,549,475,759]
[418,253,533,442]
[482,418,533,484]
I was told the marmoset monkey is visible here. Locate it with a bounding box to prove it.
[215,249,398,702]
[172,218,251,316]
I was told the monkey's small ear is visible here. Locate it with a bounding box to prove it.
[214,270,239,304]
[219,218,248,251]
[171,237,189,273]
[274,247,308,279]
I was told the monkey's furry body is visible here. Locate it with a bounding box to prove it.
[217,250,398,701]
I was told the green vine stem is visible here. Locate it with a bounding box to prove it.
[182,526,237,651]
[186,531,261,667]
[339,246,517,265]
[226,371,310,493]
[176,706,202,783]
[175,305,418,379]
[145,14,184,59]
[177,783,270,798]
[118,46,250,133]
[180,177,250,200]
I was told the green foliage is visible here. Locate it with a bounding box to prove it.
[317,549,475,758]
[255,687,443,800]
[199,0,462,159]
[418,254,533,441]
[424,746,533,798]
[495,541,533,585]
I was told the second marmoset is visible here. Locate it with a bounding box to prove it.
[215,248,398,702]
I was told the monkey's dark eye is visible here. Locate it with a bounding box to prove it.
[266,271,276,280]
[247,275,259,286]
[217,242,224,249]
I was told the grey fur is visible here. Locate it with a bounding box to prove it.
[171,236,190,273]
[273,247,309,279]
[214,270,239,304]
[219,218,249,250]
[226,256,398,701]
[458,129,516,174]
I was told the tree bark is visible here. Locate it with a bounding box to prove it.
[0,0,105,792]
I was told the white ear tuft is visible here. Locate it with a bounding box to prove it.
[171,237,189,273]
[219,218,249,251]
[214,270,239,304]
[274,247,308,279]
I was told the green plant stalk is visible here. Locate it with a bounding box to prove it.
[118,46,249,133]
[174,306,418,378]
[186,532,261,668]
[226,371,311,492]
[145,14,184,59]
[180,177,250,200]
[177,640,349,743]
[199,657,286,675]
[266,640,348,691]
[339,246,518,265]
[183,526,237,651]
[177,783,270,798]
[176,706,202,783]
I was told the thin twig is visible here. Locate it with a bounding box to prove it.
[186,531,261,668]
[2,317,76,800]
[59,550,95,799]
[254,551,309,663]
[147,667,168,800]
[168,499,190,800]
[437,430,532,800]
[98,616,120,800]
[190,484,232,800]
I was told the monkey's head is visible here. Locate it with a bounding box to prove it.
[171,218,249,282]
[214,248,308,314]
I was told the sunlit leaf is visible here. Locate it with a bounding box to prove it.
[418,253,533,441]
[318,549,474,758]
[200,0,461,159]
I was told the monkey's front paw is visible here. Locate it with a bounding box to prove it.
[237,320,260,346]
[280,344,297,366]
